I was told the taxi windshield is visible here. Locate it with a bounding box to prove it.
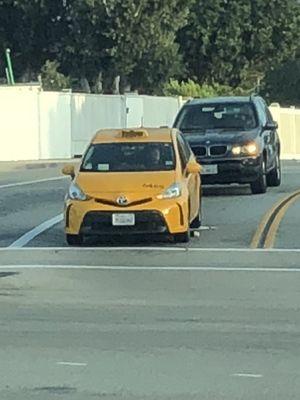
[80,142,176,172]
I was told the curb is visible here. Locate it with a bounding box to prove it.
[0,159,80,172]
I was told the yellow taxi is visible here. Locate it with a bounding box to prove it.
[62,127,202,245]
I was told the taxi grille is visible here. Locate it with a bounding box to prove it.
[81,211,168,234]
[95,197,152,207]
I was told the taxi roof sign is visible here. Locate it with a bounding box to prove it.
[119,129,149,138]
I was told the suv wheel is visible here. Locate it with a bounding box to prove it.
[66,234,83,246]
[267,152,281,187]
[250,158,267,194]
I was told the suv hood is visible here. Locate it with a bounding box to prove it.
[183,129,259,145]
[76,171,176,198]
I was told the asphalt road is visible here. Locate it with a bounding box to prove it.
[1,160,300,248]
[0,254,300,400]
[1,161,300,399]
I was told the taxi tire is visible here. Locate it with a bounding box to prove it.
[190,196,202,229]
[174,231,190,243]
[66,234,83,246]
[190,211,201,229]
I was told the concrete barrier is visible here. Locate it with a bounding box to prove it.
[71,94,126,156]
[0,89,40,161]
[0,86,299,161]
[270,105,300,159]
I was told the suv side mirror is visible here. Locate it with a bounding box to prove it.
[186,161,201,174]
[62,164,75,179]
[264,121,278,130]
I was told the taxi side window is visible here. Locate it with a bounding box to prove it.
[176,135,189,171]
[180,134,192,160]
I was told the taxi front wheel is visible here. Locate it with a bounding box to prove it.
[66,234,83,246]
[173,231,190,243]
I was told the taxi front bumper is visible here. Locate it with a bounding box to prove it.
[65,198,189,236]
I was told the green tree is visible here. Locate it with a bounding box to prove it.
[163,78,248,98]
[40,0,191,92]
[0,0,192,92]
[262,55,300,105]
[177,0,300,87]
[40,60,70,91]
[0,0,74,82]
[98,0,191,93]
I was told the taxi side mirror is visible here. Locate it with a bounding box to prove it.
[186,161,201,174]
[62,164,75,179]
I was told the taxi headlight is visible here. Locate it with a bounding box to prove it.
[232,142,258,156]
[68,182,90,201]
[157,183,182,200]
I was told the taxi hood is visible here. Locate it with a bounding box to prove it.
[76,171,177,197]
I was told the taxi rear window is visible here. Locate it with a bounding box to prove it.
[80,142,176,172]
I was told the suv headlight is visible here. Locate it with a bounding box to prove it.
[68,182,90,201]
[157,183,182,200]
[232,142,258,156]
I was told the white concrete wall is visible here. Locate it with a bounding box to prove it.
[0,86,299,161]
[269,106,300,159]
[39,92,72,159]
[126,95,144,128]
[71,94,127,156]
[141,95,180,128]
[0,89,40,161]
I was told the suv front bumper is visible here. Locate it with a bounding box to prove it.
[199,156,262,184]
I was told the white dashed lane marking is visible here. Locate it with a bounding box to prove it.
[57,362,87,367]
[8,214,64,248]
[0,176,67,189]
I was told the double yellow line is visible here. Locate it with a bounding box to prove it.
[251,189,300,249]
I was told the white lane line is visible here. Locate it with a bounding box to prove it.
[188,248,300,253]
[57,362,87,367]
[3,246,186,252]
[232,373,263,378]
[1,265,300,272]
[198,226,217,231]
[8,213,63,248]
[2,247,300,253]
[0,176,67,189]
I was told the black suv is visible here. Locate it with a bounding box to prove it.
[173,95,281,194]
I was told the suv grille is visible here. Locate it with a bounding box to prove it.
[210,145,227,156]
[192,146,206,157]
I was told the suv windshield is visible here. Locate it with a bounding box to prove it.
[176,102,258,132]
[80,142,176,172]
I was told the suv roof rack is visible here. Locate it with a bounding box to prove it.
[185,97,194,104]
[250,93,259,101]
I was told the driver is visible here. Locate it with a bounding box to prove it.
[147,146,161,167]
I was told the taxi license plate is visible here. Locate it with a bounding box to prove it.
[201,164,218,175]
[112,213,135,226]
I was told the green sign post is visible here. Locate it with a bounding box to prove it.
[5,48,15,85]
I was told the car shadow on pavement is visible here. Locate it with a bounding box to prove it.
[203,184,251,197]
[83,234,177,247]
